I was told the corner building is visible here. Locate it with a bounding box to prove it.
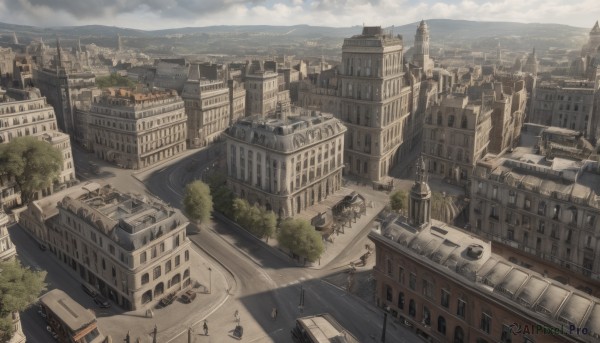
[48,184,192,310]
[88,88,187,169]
[369,158,600,343]
[225,108,346,218]
[339,27,413,181]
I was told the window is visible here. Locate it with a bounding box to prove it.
[461,116,468,129]
[586,215,595,227]
[422,306,431,326]
[160,242,165,253]
[109,244,115,255]
[553,205,560,220]
[141,273,149,285]
[153,266,161,279]
[537,220,545,234]
[387,259,392,275]
[508,190,516,204]
[448,115,455,127]
[438,316,446,334]
[480,313,492,333]
[524,197,531,210]
[386,285,393,302]
[409,299,416,318]
[492,185,498,200]
[422,279,433,298]
[538,201,546,216]
[398,292,404,309]
[457,299,466,318]
[166,260,172,273]
[398,267,404,284]
[409,273,416,290]
[185,250,190,261]
[441,289,450,308]
[454,326,465,343]
[501,324,512,343]
[140,251,147,264]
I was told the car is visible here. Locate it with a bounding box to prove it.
[181,290,197,303]
[93,294,110,308]
[159,292,177,307]
[81,283,98,298]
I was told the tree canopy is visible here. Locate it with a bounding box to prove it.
[0,260,46,341]
[232,198,276,239]
[183,181,213,224]
[206,172,234,217]
[278,218,324,263]
[0,136,63,204]
[95,73,135,89]
[390,190,408,212]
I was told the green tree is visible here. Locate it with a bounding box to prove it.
[390,190,408,212]
[206,172,234,217]
[430,191,456,223]
[231,198,276,240]
[278,218,324,263]
[0,136,63,204]
[95,73,135,89]
[256,209,277,241]
[183,181,213,225]
[0,260,46,341]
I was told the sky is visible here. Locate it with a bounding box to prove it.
[0,0,598,30]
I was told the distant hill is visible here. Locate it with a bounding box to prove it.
[0,19,590,53]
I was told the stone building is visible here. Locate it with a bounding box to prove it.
[422,95,492,186]
[369,158,600,343]
[152,59,190,93]
[228,79,246,124]
[529,79,598,140]
[225,108,346,218]
[88,88,187,169]
[245,69,279,117]
[339,26,415,181]
[469,124,600,296]
[182,65,230,148]
[23,183,192,310]
[412,20,434,78]
[0,210,16,261]
[571,21,600,81]
[0,89,76,209]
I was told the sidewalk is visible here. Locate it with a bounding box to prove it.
[95,246,230,342]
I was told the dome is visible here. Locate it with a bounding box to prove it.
[411,181,431,196]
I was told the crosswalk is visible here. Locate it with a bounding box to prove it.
[280,276,306,288]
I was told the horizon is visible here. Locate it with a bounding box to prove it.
[0,0,598,31]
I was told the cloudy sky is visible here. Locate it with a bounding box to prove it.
[0,0,598,30]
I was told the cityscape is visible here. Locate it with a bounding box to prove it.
[0,3,600,343]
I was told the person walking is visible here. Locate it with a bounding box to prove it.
[203,320,208,336]
[271,307,278,320]
[234,309,240,324]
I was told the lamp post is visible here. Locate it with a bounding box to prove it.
[381,306,390,343]
[208,267,212,294]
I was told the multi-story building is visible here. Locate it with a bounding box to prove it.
[470,124,600,296]
[0,210,16,261]
[422,95,492,186]
[369,158,600,343]
[152,59,190,93]
[339,26,414,181]
[486,78,528,154]
[228,79,246,124]
[88,88,187,169]
[27,183,192,310]
[0,89,76,208]
[225,108,346,218]
[245,70,278,117]
[182,65,230,148]
[572,21,600,81]
[529,79,598,139]
[412,20,434,78]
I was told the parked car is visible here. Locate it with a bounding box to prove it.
[160,292,177,307]
[181,290,197,303]
[81,283,98,298]
[94,294,110,308]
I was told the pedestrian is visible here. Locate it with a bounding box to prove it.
[203,320,208,336]
[271,307,278,320]
[274,308,278,320]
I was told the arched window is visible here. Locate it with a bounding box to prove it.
[454,326,465,343]
[409,299,416,318]
[423,306,431,326]
[438,316,446,334]
[141,273,149,285]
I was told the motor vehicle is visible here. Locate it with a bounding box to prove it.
[181,290,197,303]
[81,283,98,298]
[159,292,177,307]
[94,294,110,308]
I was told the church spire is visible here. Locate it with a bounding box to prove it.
[55,37,63,74]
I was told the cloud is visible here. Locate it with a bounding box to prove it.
[0,0,598,29]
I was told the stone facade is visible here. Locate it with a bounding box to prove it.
[225,108,346,218]
[529,79,598,140]
[369,161,600,343]
[470,124,600,294]
[245,70,278,117]
[228,79,246,125]
[412,20,434,78]
[422,95,492,186]
[88,88,187,169]
[182,65,230,148]
[38,184,192,310]
[0,211,16,261]
[0,91,76,209]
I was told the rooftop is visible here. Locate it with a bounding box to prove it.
[40,289,97,332]
[370,217,600,340]
[226,108,346,153]
[296,314,360,343]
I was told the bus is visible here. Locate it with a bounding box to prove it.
[39,289,106,343]
[291,313,360,343]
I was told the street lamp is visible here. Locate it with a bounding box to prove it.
[208,267,212,294]
[381,306,390,343]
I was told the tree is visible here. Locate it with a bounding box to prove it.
[231,198,276,240]
[95,73,135,89]
[183,181,213,224]
[278,218,324,263]
[0,260,46,341]
[206,172,234,216]
[0,136,63,204]
[390,190,408,212]
[430,191,457,223]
